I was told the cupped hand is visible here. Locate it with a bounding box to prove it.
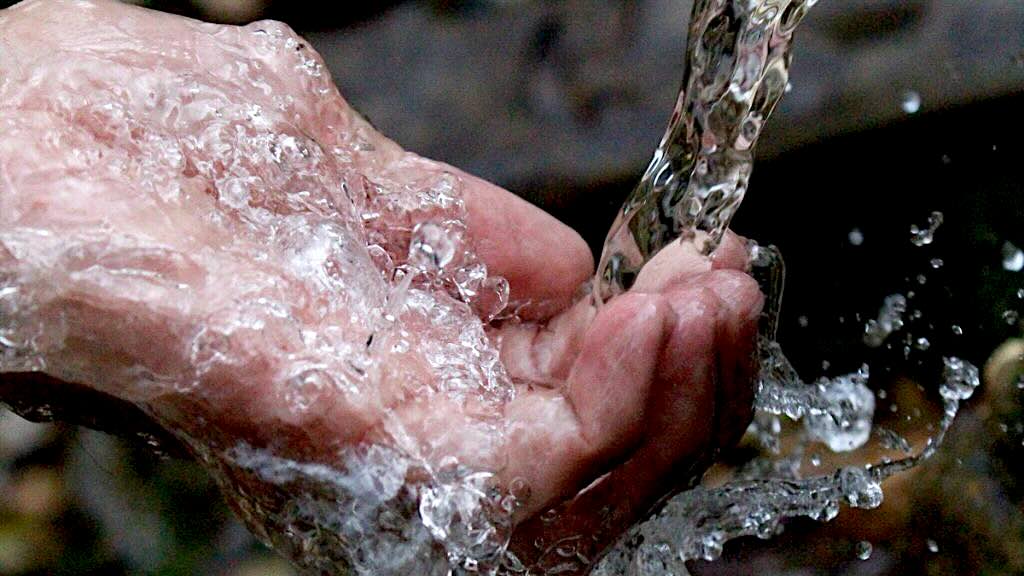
[0,1,762,573]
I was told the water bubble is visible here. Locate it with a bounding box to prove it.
[408,221,459,273]
[900,91,921,114]
[856,540,873,560]
[1004,310,1020,325]
[910,211,943,247]
[927,539,939,553]
[1003,241,1024,272]
[848,228,864,246]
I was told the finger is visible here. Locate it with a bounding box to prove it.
[497,296,596,386]
[507,287,720,570]
[508,272,761,570]
[496,230,750,386]
[703,269,763,449]
[500,293,672,517]
[631,229,750,294]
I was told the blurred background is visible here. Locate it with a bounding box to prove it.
[0,0,1022,574]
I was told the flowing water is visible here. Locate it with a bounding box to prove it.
[596,0,818,299]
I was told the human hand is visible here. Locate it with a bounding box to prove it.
[0,1,762,573]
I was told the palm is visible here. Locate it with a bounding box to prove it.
[0,1,762,573]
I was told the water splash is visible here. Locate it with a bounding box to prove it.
[593,348,980,575]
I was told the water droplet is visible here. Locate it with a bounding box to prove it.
[864,294,907,347]
[926,539,939,553]
[1004,310,1020,325]
[930,258,944,269]
[1017,288,1024,299]
[848,228,864,246]
[809,453,821,466]
[910,212,943,247]
[1003,241,1024,272]
[914,337,931,351]
[951,324,963,335]
[856,540,873,560]
[939,357,980,402]
[797,315,809,328]
[900,91,921,114]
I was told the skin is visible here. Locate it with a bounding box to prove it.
[0,0,763,572]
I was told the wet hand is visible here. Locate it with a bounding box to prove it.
[0,1,762,572]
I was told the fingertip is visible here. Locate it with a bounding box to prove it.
[711,230,752,272]
[565,292,673,456]
[702,269,762,450]
[631,238,711,294]
[702,269,764,325]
